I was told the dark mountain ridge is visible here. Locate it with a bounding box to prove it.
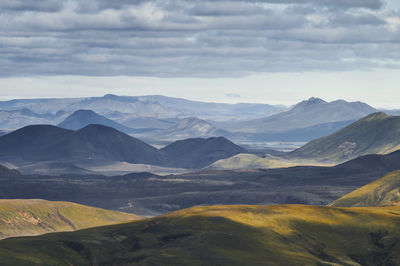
[0,124,246,169]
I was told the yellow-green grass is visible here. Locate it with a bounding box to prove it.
[0,199,140,240]
[1,204,400,265]
[208,153,332,170]
[330,170,400,207]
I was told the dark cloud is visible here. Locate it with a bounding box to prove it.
[0,0,64,12]
[0,0,398,77]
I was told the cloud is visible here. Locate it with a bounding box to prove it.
[0,0,399,77]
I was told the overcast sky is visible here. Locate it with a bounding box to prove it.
[0,0,399,107]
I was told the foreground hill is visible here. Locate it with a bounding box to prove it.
[1,204,400,265]
[0,125,245,169]
[0,199,139,240]
[290,112,400,162]
[58,109,137,134]
[225,97,377,134]
[330,170,400,207]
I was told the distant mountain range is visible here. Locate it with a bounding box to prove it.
[290,112,400,162]
[0,95,392,144]
[223,97,378,134]
[0,94,283,122]
[0,124,246,170]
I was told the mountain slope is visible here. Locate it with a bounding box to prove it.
[0,164,21,176]
[0,199,139,240]
[207,153,331,170]
[226,97,377,133]
[58,109,137,134]
[330,170,400,207]
[1,204,400,265]
[161,137,247,168]
[290,112,400,162]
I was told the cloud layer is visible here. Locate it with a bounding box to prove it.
[0,0,399,77]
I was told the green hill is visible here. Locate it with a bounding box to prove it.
[290,112,400,162]
[0,199,140,240]
[330,170,400,207]
[1,204,400,265]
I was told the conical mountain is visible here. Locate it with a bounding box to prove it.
[58,109,136,134]
[161,136,247,168]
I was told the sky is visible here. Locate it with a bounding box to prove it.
[0,0,399,108]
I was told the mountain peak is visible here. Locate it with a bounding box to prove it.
[103,94,119,99]
[294,97,327,109]
[306,97,326,104]
[69,109,97,117]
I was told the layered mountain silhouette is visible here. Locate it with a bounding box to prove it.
[0,124,246,169]
[290,112,400,162]
[0,108,66,130]
[0,94,283,121]
[224,97,377,133]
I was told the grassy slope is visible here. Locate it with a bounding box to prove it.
[1,204,400,265]
[207,153,332,170]
[330,170,400,207]
[0,199,140,240]
[290,112,400,162]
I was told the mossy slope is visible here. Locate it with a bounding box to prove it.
[330,170,400,207]
[0,199,140,239]
[207,153,331,170]
[290,112,400,162]
[1,204,400,265]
